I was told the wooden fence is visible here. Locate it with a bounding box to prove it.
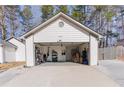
[98,46,124,60]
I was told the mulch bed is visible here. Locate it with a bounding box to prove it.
[0,62,25,70]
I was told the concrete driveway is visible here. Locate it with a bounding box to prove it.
[96,60,124,87]
[0,62,118,87]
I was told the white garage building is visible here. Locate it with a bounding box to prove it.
[0,37,25,63]
[0,12,102,66]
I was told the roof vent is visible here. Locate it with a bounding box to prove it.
[59,21,64,27]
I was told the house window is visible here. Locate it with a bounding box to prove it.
[59,21,64,27]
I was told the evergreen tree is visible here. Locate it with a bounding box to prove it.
[93,6,106,33]
[41,5,54,21]
[71,5,86,24]
[20,5,33,33]
[104,6,116,47]
[91,6,116,47]
[56,5,68,14]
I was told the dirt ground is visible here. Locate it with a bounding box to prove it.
[0,62,25,71]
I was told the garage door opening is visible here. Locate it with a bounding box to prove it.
[34,42,89,65]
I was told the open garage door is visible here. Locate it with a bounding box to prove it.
[34,42,89,65]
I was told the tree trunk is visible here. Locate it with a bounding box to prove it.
[1,6,6,63]
[106,35,109,47]
[10,19,15,37]
[106,20,110,47]
[122,12,124,39]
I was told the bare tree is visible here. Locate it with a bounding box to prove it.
[0,6,6,43]
[5,5,20,37]
[20,6,33,33]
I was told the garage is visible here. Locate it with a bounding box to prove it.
[21,12,102,67]
[34,42,89,65]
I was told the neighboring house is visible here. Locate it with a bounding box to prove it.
[0,12,102,66]
[0,37,25,64]
[0,42,17,63]
[7,37,26,62]
[4,42,17,62]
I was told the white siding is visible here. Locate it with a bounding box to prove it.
[9,38,25,61]
[89,35,98,65]
[34,18,89,43]
[0,45,4,63]
[26,36,35,66]
[5,46,16,62]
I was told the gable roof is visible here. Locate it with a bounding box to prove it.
[6,42,17,49]
[0,41,17,49]
[6,36,25,44]
[21,12,102,38]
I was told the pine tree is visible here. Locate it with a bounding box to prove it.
[104,6,116,47]
[56,5,68,14]
[20,5,33,33]
[71,5,86,24]
[41,5,54,21]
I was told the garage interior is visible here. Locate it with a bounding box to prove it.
[34,42,89,65]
